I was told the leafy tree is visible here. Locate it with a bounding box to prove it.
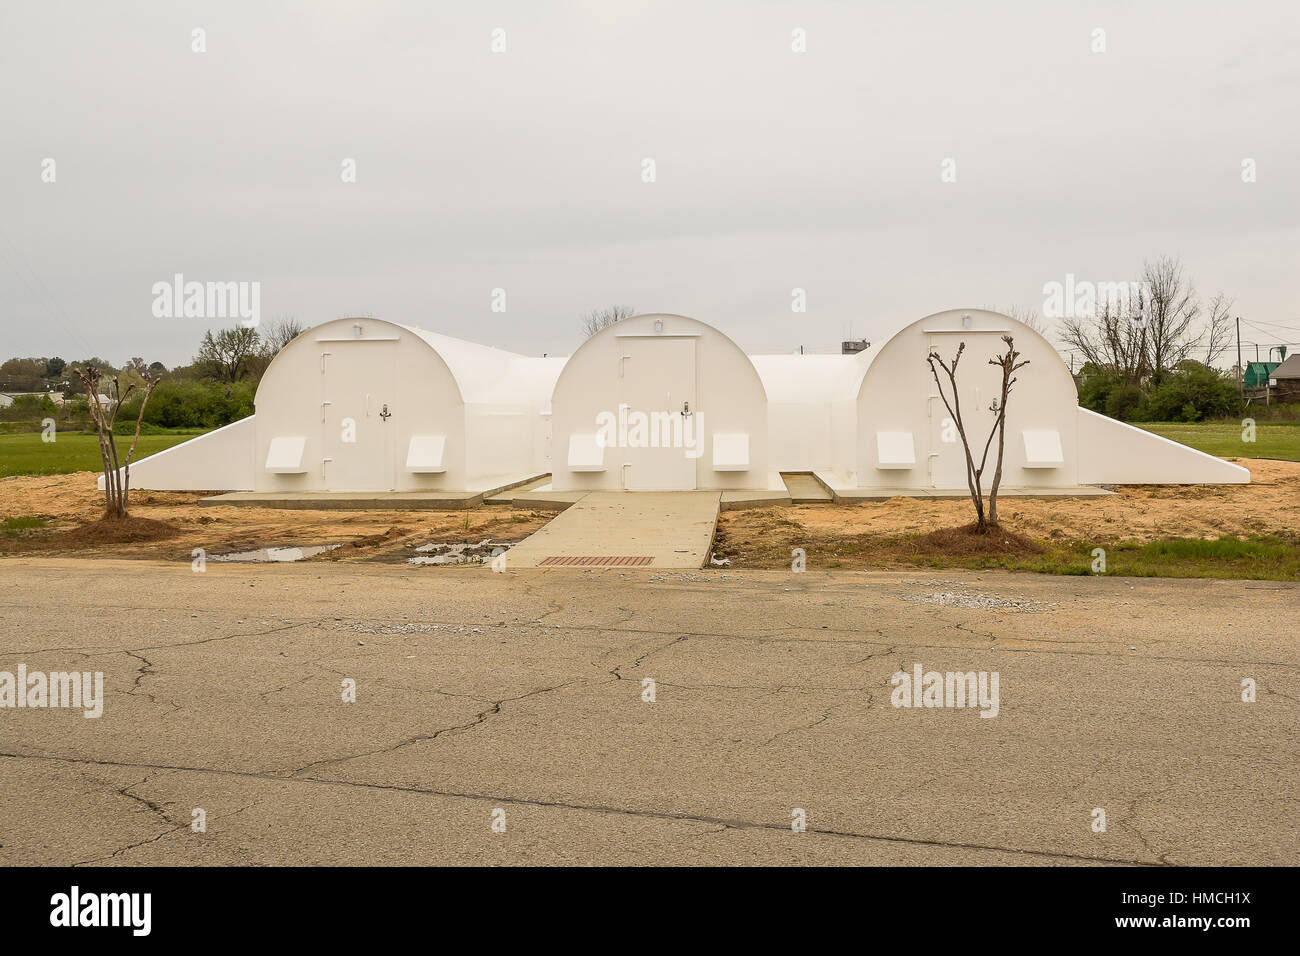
[0,357,48,391]
[1076,364,1122,414]
[1104,383,1144,421]
[1136,363,1242,422]
[194,326,262,383]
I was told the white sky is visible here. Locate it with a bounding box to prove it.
[2,0,1297,367]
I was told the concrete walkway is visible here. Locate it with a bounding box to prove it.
[503,491,721,569]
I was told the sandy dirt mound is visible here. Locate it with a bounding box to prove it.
[0,460,1295,563]
[735,459,1298,544]
[713,459,1299,569]
[0,472,556,560]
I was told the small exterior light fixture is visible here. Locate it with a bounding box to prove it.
[961,314,973,329]
[654,319,663,334]
[353,323,363,338]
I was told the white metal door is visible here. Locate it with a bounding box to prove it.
[927,333,1005,489]
[620,337,697,490]
[321,342,397,490]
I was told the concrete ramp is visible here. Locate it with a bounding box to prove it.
[502,491,721,569]
[98,415,256,492]
[1076,408,1250,484]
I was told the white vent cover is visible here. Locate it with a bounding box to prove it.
[712,433,749,471]
[406,435,446,473]
[1022,429,1064,468]
[568,434,605,471]
[265,436,307,474]
[876,431,916,469]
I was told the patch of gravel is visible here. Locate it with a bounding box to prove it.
[900,582,1059,613]
[317,621,478,635]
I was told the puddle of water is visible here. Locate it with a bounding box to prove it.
[407,539,515,566]
[209,544,342,563]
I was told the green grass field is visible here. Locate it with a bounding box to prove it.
[928,535,1300,581]
[1135,421,1300,461]
[0,430,207,478]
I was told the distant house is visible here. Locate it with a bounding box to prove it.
[0,391,66,409]
[1268,354,1300,402]
[1243,361,1279,388]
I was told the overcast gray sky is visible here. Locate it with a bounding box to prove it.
[2,0,1297,368]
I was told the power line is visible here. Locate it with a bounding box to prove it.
[1240,318,1300,333]
[1239,319,1295,342]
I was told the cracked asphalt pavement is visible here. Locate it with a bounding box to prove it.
[1,557,1296,866]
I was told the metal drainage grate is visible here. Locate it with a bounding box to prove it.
[539,555,654,567]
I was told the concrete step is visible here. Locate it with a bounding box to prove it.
[780,472,833,503]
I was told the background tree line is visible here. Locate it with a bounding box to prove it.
[0,318,305,432]
[1024,257,1253,422]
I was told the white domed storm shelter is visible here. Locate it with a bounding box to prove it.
[550,313,770,491]
[116,317,562,493]
[835,308,1246,491]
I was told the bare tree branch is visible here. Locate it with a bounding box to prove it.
[580,305,637,338]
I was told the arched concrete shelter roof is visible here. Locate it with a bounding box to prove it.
[258,317,564,407]
[404,326,565,406]
[552,312,768,400]
[860,308,1077,400]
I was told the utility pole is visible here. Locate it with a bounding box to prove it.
[1236,316,1243,394]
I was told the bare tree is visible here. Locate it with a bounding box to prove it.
[1142,256,1200,379]
[1060,291,1149,384]
[74,364,158,519]
[580,305,636,338]
[926,336,1029,531]
[987,304,1051,336]
[261,317,306,355]
[1203,292,1234,368]
[1061,256,1228,381]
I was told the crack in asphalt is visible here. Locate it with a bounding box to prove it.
[8,617,1297,673]
[759,695,866,748]
[609,634,689,680]
[72,780,266,867]
[287,679,588,778]
[71,773,186,866]
[0,750,1160,867]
